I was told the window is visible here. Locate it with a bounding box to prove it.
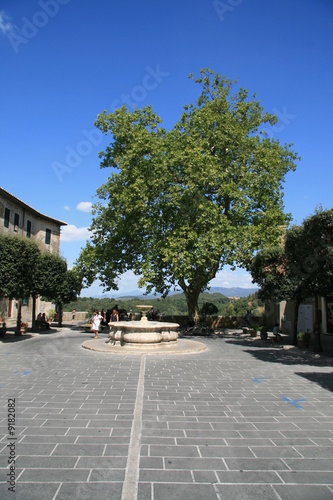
[4,208,10,228]
[45,228,51,245]
[26,220,31,238]
[14,213,19,231]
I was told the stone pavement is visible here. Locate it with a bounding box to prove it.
[0,328,333,500]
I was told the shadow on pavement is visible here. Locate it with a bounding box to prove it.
[295,371,333,393]
[0,333,34,342]
[232,344,333,367]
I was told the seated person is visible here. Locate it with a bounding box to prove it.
[41,313,50,329]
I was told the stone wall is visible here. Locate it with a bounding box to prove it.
[62,311,88,322]
[161,315,263,329]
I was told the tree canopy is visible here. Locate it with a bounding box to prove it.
[0,233,82,331]
[251,208,333,348]
[0,234,40,300]
[77,68,299,322]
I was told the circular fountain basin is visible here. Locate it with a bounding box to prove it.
[109,320,179,347]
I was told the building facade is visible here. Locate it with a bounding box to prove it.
[265,297,330,334]
[0,187,67,323]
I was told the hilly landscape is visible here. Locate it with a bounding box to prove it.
[64,288,262,318]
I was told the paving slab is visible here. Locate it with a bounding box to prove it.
[1,328,333,499]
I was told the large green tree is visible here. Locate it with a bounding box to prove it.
[77,69,299,322]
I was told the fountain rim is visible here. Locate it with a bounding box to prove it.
[108,320,179,330]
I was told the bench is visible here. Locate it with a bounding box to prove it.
[242,326,257,337]
[35,320,49,330]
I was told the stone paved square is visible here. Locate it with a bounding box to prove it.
[1,328,333,499]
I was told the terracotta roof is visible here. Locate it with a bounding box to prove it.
[0,187,67,226]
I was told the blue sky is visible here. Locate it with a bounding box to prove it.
[1,0,332,297]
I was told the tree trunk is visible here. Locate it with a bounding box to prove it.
[31,295,37,331]
[292,298,301,346]
[312,295,322,353]
[15,299,22,336]
[183,289,200,325]
[57,303,63,327]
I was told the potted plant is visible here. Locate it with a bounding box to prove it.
[297,331,311,348]
[46,309,56,324]
[20,322,28,333]
[249,322,259,337]
[259,325,268,340]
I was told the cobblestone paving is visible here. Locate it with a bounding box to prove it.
[0,329,333,499]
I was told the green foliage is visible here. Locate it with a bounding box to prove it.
[77,68,299,321]
[0,234,40,299]
[35,252,67,301]
[259,325,268,334]
[252,209,333,304]
[251,208,333,346]
[251,246,293,302]
[200,301,218,316]
[46,309,56,322]
[289,209,333,299]
[297,331,310,342]
[0,233,82,308]
[63,291,262,319]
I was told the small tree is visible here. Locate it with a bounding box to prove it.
[0,234,40,334]
[200,302,218,316]
[36,254,82,327]
[31,251,67,330]
[251,209,333,350]
[53,269,83,326]
[251,245,301,345]
[287,209,333,352]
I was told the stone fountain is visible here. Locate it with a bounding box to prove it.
[108,305,179,348]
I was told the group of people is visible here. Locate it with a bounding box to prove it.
[36,312,50,329]
[92,307,119,339]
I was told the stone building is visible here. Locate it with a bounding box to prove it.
[0,187,67,323]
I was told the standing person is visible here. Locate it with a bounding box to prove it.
[111,308,119,322]
[245,310,252,327]
[72,308,76,322]
[92,310,102,339]
[272,323,281,343]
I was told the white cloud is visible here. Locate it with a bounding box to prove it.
[63,205,70,211]
[210,266,254,289]
[0,11,15,35]
[61,224,91,242]
[76,201,92,213]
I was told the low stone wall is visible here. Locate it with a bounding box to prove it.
[161,315,263,329]
[62,311,88,322]
[61,312,263,328]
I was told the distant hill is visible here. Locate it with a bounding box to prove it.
[207,287,258,298]
[94,286,258,300]
[66,287,262,316]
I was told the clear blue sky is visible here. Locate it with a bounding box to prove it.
[1,0,332,296]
